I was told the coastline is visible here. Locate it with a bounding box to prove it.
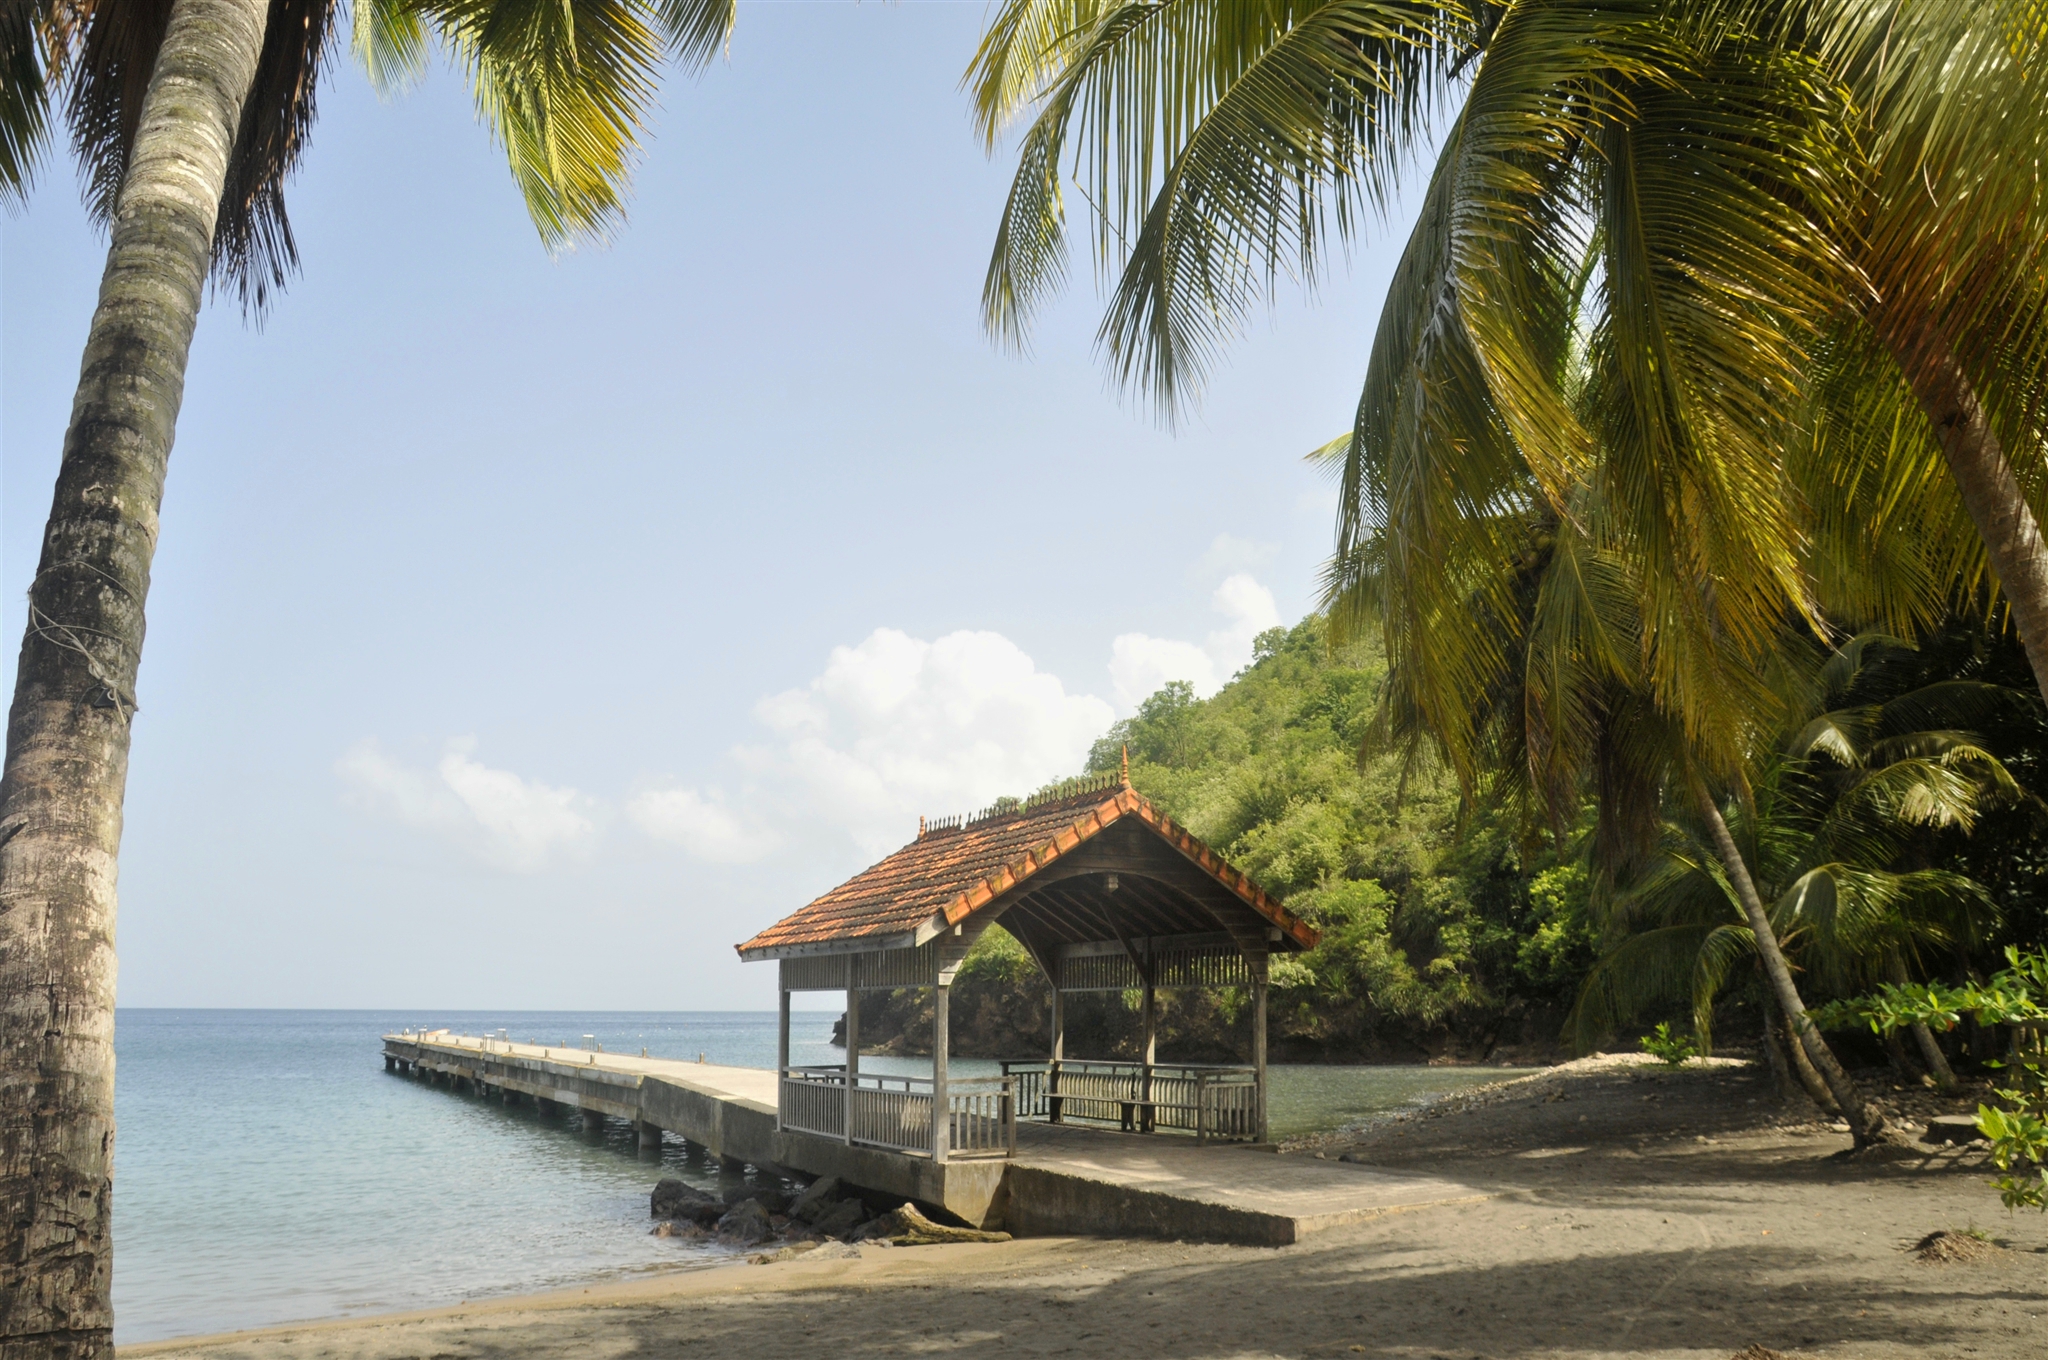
[126,1056,2045,1360]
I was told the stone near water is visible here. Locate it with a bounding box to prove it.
[722,1184,790,1214]
[789,1176,841,1223]
[1921,1114,1988,1146]
[651,1177,718,1219]
[811,1197,868,1239]
[651,1220,706,1240]
[715,1198,775,1246]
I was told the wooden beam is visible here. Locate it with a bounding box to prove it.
[932,982,951,1161]
[844,987,859,1146]
[1251,952,1269,1143]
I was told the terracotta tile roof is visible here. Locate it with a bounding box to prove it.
[734,775,1317,958]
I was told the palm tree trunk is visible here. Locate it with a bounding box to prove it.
[1887,956,1957,1092]
[1765,985,1837,1111]
[0,1,269,1354]
[1884,322,2048,711]
[1686,775,1884,1144]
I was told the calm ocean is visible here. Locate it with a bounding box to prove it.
[114,1010,1519,1345]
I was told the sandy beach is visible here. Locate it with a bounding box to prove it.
[126,1057,2046,1360]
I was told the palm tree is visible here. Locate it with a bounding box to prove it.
[0,2,732,1352]
[1571,635,2022,1090]
[968,0,2048,1144]
[969,0,2048,703]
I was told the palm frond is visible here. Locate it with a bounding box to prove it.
[1568,921,1719,1052]
[211,0,338,316]
[651,0,732,67]
[0,0,58,201]
[354,0,428,94]
[64,0,173,230]
[426,0,663,250]
[981,0,1471,407]
[1690,921,1756,1051]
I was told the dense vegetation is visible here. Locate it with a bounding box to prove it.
[854,610,2046,1070]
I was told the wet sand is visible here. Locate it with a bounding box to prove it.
[127,1057,2047,1360]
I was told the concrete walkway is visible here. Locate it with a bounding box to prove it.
[401,1031,776,1103]
[1006,1121,1491,1243]
[387,1032,1490,1245]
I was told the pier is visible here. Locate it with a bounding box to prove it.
[383,774,1495,1244]
[383,1029,1487,1244]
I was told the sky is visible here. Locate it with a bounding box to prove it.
[1,2,1418,1010]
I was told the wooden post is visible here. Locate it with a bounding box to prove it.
[844,984,860,1146]
[1252,958,1269,1144]
[776,986,790,1132]
[1049,987,1065,1124]
[932,981,951,1161]
[1140,980,1157,1133]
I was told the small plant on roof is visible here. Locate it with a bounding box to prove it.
[1640,1023,1701,1067]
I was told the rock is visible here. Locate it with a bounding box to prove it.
[651,1220,707,1240]
[651,1178,718,1219]
[812,1198,868,1239]
[715,1198,775,1247]
[749,1241,823,1265]
[1922,1114,1988,1146]
[789,1176,842,1223]
[724,1184,790,1214]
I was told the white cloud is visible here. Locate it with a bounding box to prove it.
[626,787,778,863]
[616,565,1286,863]
[1195,533,1277,578]
[338,740,594,872]
[1108,634,1219,709]
[753,628,1117,857]
[1206,572,1282,668]
[633,628,1116,862]
[1107,571,1282,708]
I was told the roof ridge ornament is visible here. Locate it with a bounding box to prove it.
[1120,743,1130,788]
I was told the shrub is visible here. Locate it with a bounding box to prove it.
[1639,1022,1700,1067]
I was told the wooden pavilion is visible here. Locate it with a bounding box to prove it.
[734,762,1318,1164]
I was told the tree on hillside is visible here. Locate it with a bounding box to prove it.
[0,3,733,1353]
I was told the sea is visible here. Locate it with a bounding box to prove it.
[114,1009,1524,1345]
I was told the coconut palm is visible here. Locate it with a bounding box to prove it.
[969,0,2048,702]
[969,0,2048,1145]
[1570,635,2023,1088]
[0,1,733,1352]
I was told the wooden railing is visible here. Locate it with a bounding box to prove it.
[1002,1060,1260,1143]
[945,1077,1018,1157]
[849,1074,935,1154]
[778,1068,1016,1159]
[780,1065,849,1140]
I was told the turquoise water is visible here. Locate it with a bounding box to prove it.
[114,1010,1523,1345]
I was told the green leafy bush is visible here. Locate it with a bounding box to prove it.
[1639,1022,1700,1067]
[1817,946,2048,1210]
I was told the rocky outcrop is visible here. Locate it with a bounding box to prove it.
[788,1176,842,1223]
[651,1178,722,1224]
[715,1198,775,1246]
[650,1175,1004,1260]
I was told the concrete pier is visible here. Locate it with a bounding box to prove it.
[385,1032,1487,1243]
